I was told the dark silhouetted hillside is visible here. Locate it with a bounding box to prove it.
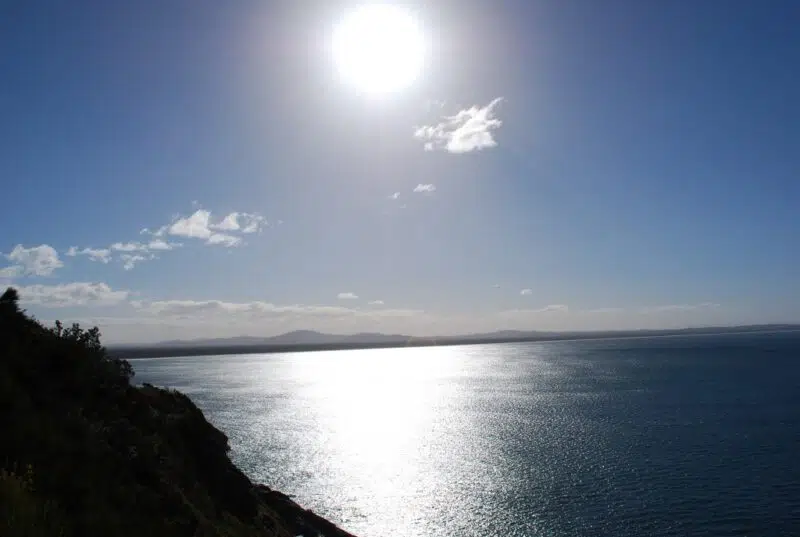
[0,287,357,537]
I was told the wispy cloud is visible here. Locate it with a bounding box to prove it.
[168,209,213,240]
[210,212,266,234]
[120,254,152,271]
[58,205,263,274]
[17,282,129,307]
[413,184,436,193]
[520,288,532,296]
[146,239,180,251]
[414,98,503,153]
[492,284,501,289]
[642,303,720,313]
[111,242,148,252]
[206,234,242,247]
[500,304,569,315]
[158,209,262,246]
[389,192,401,200]
[368,300,385,305]
[2,245,63,277]
[211,213,240,231]
[337,292,358,300]
[133,299,421,321]
[66,247,111,264]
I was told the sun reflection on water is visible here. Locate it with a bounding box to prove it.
[285,346,468,533]
[295,346,457,461]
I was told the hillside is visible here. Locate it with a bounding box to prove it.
[0,287,357,537]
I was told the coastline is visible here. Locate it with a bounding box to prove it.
[112,326,800,360]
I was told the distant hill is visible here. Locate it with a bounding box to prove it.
[110,324,800,359]
[156,330,411,348]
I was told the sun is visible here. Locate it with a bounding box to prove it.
[331,5,425,95]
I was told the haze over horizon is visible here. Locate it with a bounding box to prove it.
[2,1,798,344]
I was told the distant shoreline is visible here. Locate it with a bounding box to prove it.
[111,326,800,360]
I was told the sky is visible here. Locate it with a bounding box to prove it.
[1,0,798,344]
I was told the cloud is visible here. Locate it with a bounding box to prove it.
[160,209,261,246]
[120,254,152,271]
[111,242,147,252]
[368,300,384,305]
[492,284,501,288]
[337,292,358,300]
[0,266,22,278]
[146,239,180,251]
[239,214,265,234]
[212,213,241,231]
[499,304,569,316]
[520,288,532,296]
[413,184,436,193]
[133,299,421,321]
[206,234,242,247]
[17,282,129,307]
[140,226,168,237]
[2,244,63,277]
[642,303,720,313]
[168,210,213,239]
[66,247,111,263]
[389,192,400,200]
[210,212,265,234]
[414,98,503,153]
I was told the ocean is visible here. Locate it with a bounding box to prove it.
[133,332,800,536]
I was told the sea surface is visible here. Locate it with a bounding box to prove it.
[133,332,800,537]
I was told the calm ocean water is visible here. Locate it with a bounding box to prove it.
[133,332,800,537]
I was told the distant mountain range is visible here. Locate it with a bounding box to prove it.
[156,330,413,347]
[111,324,800,359]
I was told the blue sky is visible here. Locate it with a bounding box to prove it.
[1,0,798,343]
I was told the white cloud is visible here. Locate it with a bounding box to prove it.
[147,239,180,251]
[389,192,400,200]
[239,213,265,234]
[642,303,720,313]
[207,234,242,247]
[66,247,111,263]
[168,209,213,239]
[17,282,129,307]
[368,300,385,305]
[133,299,421,321]
[492,284,501,288]
[413,184,436,193]
[161,208,263,245]
[520,288,532,296]
[337,292,358,300]
[111,242,147,252]
[120,254,151,271]
[3,244,63,277]
[212,212,241,231]
[0,266,22,278]
[499,304,569,316]
[414,98,503,153]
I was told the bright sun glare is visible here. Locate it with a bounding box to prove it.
[332,5,425,95]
